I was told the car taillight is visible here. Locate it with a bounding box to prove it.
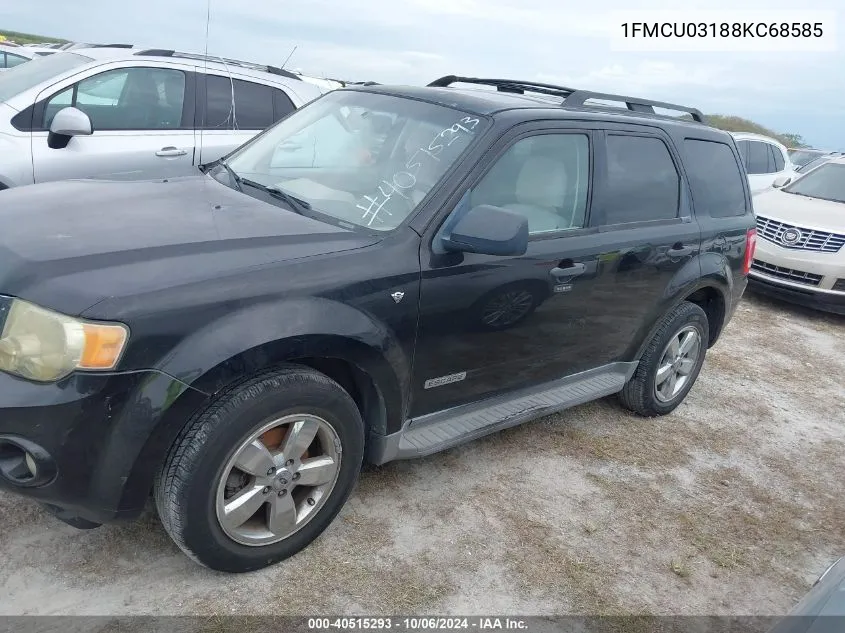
[742,228,757,276]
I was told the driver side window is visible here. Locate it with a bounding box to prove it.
[42,67,186,130]
[470,133,590,234]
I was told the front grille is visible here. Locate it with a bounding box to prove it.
[833,279,845,292]
[750,260,823,286]
[756,216,845,253]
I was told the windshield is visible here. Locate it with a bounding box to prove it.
[784,163,845,204]
[796,155,834,173]
[787,149,824,167]
[0,52,92,103]
[225,90,487,231]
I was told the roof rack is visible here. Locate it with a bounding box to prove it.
[133,49,301,80]
[428,75,705,123]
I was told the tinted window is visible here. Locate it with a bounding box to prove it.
[43,67,185,130]
[796,155,833,173]
[771,145,785,171]
[604,135,679,224]
[737,140,750,167]
[788,148,824,166]
[5,53,28,68]
[468,134,590,234]
[273,88,295,122]
[204,76,274,130]
[683,140,747,218]
[747,141,774,174]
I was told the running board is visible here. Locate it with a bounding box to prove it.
[368,362,637,464]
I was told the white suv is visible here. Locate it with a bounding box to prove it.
[730,132,796,195]
[0,48,326,189]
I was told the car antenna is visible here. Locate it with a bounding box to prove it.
[281,45,297,70]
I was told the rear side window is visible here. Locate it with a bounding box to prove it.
[204,75,274,130]
[4,53,28,68]
[770,144,785,171]
[273,88,295,122]
[746,141,774,174]
[683,139,748,218]
[603,135,679,224]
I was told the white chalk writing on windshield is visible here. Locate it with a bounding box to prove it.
[357,116,481,227]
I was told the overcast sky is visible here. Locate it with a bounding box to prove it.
[2,0,843,148]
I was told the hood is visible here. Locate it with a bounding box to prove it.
[0,175,379,315]
[754,188,845,230]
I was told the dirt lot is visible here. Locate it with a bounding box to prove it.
[1,291,843,616]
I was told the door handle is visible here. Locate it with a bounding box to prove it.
[550,262,586,278]
[667,244,693,257]
[156,147,188,157]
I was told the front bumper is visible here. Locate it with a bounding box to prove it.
[748,274,845,315]
[749,237,845,314]
[0,368,199,525]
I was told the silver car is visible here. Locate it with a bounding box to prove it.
[0,48,326,189]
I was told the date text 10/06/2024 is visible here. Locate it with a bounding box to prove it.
[308,617,529,630]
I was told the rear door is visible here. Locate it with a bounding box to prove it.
[682,136,753,311]
[31,65,196,183]
[196,74,297,164]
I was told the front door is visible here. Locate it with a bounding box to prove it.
[410,125,700,418]
[32,66,196,183]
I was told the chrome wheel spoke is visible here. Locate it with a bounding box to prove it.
[281,419,319,462]
[677,357,695,376]
[222,484,266,530]
[678,331,697,357]
[233,440,276,476]
[296,456,338,487]
[666,372,678,397]
[267,493,298,536]
[667,336,680,359]
[656,362,674,385]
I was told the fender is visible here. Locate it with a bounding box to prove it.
[155,297,410,417]
[100,296,411,518]
[624,252,731,363]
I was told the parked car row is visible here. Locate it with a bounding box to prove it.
[0,43,56,71]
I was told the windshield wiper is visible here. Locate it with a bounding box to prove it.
[240,178,312,215]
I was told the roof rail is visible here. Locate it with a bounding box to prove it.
[133,49,301,80]
[428,75,706,123]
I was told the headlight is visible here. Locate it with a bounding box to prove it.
[0,298,129,382]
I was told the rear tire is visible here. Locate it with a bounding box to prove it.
[154,364,365,573]
[619,301,709,417]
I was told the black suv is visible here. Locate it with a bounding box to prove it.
[0,76,757,572]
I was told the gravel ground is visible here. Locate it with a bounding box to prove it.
[1,291,843,616]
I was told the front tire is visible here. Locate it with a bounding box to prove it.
[619,301,709,417]
[154,365,364,572]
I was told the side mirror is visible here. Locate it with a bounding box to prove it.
[441,205,528,257]
[48,107,92,149]
[773,175,792,188]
